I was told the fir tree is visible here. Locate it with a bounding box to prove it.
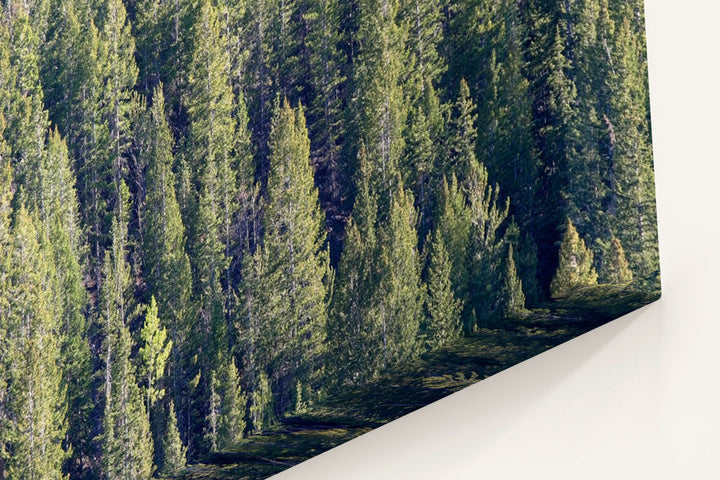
[139,296,172,418]
[346,0,408,213]
[4,206,68,480]
[436,175,472,305]
[160,400,187,476]
[601,236,633,284]
[376,183,424,366]
[217,358,247,450]
[444,79,478,186]
[327,151,379,384]
[423,229,462,349]
[100,183,154,480]
[465,160,510,329]
[550,218,598,298]
[140,85,193,418]
[499,244,526,317]
[257,98,330,413]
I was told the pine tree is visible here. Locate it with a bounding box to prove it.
[249,370,272,434]
[403,82,444,243]
[550,218,598,298]
[327,151,379,384]
[601,236,633,284]
[2,10,48,209]
[100,183,154,480]
[376,183,424,366]
[139,296,172,419]
[160,400,187,476]
[257,98,330,413]
[465,160,510,329]
[346,0,408,214]
[41,130,94,478]
[100,0,139,203]
[423,229,462,349]
[499,244,526,317]
[444,79,478,186]
[4,206,68,480]
[140,85,193,419]
[306,0,347,257]
[607,16,658,279]
[217,358,247,450]
[435,175,472,306]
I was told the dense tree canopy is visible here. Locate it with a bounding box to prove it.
[0,0,658,477]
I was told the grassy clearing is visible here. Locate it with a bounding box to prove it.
[180,283,659,480]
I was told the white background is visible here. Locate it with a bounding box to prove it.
[275,1,720,478]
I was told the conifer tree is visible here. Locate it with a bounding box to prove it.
[436,175,472,305]
[346,0,408,213]
[249,371,272,433]
[258,98,331,412]
[306,0,347,255]
[465,161,510,329]
[2,10,48,207]
[327,151,379,384]
[4,206,68,480]
[139,296,172,418]
[100,183,154,480]
[607,16,658,279]
[376,183,424,366]
[550,218,598,298]
[100,0,139,202]
[444,79,478,186]
[140,85,193,414]
[601,236,633,284]
[41,130,94,477]
[423,229,462,349]
[160,400,187,476]
[401,0,445,86]
[403,82,444,243]
[499,244,526,317]
[217,358,247,450]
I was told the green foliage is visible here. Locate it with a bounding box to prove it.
[99,183,154,479]
[139,296,172,411]
[160,400,187,476]
[249,371,273,434]
[550,218,599,298]
[499,244,526,317]
[601,236,633,284]
[376,183,424,366]
[4,206,68,480]
[465,160,510,329]
[217,358,247,450]
[0,0,662,473]
[424,230,462,349]
[251,98,330,413]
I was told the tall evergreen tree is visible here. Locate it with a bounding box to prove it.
[99,183,154,480]
[140,86,193,421]
[376,183,424,366]
[253,99,330,413]
[160,400,186,476]
[4,206,68,480]
[327,152,379,384]
[499,244,526,317]
[346,0,408,214]
[464,160,510,329]
[600,236,633,284]
[423,229,462,349]
[550,218,598,298]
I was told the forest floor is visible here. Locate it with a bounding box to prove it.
[179,284,660,480]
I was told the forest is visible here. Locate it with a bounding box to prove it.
[0,0,659,478]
